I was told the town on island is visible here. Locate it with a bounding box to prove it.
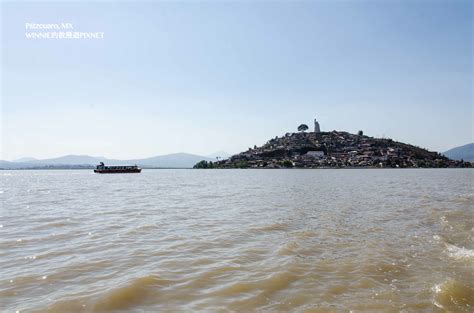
[194,118,472,169]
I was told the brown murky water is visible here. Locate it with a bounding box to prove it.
[1,169,473,312]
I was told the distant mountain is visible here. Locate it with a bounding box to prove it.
[128,153,214,168]
[0,160,25,169]
[443,143,474,162]
[27,155,106,165]
[13,157,38,162]
[1,153,214,169]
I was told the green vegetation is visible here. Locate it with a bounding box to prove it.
[234,160,248,168]
[297,124,309,132]
[194,159,249,169]
[281,160,294,168]
[193,160,215,169]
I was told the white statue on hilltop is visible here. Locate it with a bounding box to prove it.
[314,118,320,133]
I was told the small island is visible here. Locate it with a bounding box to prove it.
[195,120,472,169]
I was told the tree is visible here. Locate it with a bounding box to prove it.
[358,130,364,136]
[193,160,214,169]
[297,124,309,132]
[234,160,248,168]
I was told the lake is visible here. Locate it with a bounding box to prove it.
[1,169,473,312]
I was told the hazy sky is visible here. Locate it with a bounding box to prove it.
[1,0,472,160]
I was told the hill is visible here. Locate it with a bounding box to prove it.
[26,155,106,165]
[127,153,214,168]
[0,160,24,169]
[12,157,38,162]
[1,153,214,169]
[443,143,474,162]
[199,131,471,169]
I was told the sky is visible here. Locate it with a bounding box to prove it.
[1,0,472,160]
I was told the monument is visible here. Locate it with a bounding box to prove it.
[314,118,321,133]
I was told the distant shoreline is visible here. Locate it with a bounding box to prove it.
[2,167,473,171]
[0,167,194,170]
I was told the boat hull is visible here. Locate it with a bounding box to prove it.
[94,169,142,174]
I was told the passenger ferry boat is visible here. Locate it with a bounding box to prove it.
[94,162,141,174]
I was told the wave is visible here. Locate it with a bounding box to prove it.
[250,222,289,232]
[278,241,299,256]
[291,230,318,238]
[446,244,474,260]
[432,279,474,312]
[93,275,171,311]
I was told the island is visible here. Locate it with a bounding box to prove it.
[194,122,472,169]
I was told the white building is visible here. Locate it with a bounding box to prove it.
[306,151,325,158]
[314,118,321,133]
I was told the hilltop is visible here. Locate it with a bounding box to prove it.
[196,131,471,169]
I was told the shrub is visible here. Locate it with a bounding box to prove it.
[193,160,214,169]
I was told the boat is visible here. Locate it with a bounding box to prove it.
[94,162,141,173]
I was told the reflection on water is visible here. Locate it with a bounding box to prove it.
[0,169,473,312]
